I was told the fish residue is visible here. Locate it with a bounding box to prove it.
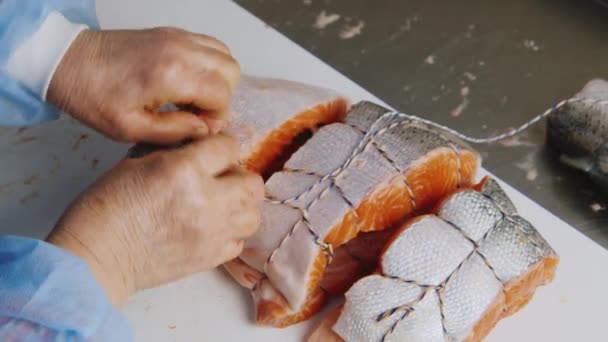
[498,127,534,147]
[339,20,365,39]
[72,134,89,151]
[313,11,340,29]
[499,136,534,147]
[463,72,477,81]
[50,154,61,175]
[20,191,39,205]
[0,182,14,193]
[16,136,37,144]
[526,168,538,181]
[516,153,538,181]
[23,176,38,185]
[590,203,606,212]
[451,87,470,117]
[378,17,418,44]
[523,39,540,51]
[451,100,469,117]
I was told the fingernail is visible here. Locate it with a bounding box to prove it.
[206,119,227,134]
[197,124,209,135]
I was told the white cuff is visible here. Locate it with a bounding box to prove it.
[6,11,88,100]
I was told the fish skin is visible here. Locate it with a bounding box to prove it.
[228,75,349,174]
[346,102,477,153]
[126,74,348,164]
[547,79,608,191]
[332,177,557,342]
[230,74,345,153]
[238,101,480,318]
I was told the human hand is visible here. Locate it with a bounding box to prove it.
[47,28,240,144]
[46,135,264,308]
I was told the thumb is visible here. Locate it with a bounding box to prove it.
[123,110,210,144]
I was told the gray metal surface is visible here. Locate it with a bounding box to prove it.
[235,0,608,248]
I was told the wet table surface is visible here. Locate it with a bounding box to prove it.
[236,0,608,248]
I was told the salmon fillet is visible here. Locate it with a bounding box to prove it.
[222,74,349,316]
[228,75,349,177]
[226,101,480,327]
[309,177,558,342]
[126,74,348,168]
[321,229,395,296]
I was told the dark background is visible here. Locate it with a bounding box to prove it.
[235,0,608,247]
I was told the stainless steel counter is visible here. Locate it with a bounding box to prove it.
[236,0,608,247]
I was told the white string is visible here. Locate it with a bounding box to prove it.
[399,97,608,144]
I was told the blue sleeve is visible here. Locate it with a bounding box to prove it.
[0,0,99,127]
[0,235,132,341]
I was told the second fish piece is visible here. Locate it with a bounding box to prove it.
[309,177,558,342]
[547,78,608,191]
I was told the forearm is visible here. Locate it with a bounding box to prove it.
[0,0,99,126]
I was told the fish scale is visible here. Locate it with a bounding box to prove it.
[334,275,426,342]
[478,218,551,283]
[210,76,565,334]
[345,102,408,133]
[546,80,608,191]
[549,80,608,155]
[285,123,363,175]
[335,145,398,207]
[442,254,502,339]
[332,178,557,342]
[476,179,517,216]
[384,290,444,342]
[381,217,474,286]
[510,216,553,256]
[438,191,503,241]
[373,124,453,172]
[307,187,352,238]
[236,100,480,323]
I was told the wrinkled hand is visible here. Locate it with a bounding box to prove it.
[47,135,264,308]
[47,28,240,144]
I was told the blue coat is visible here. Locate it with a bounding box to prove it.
[0,1,131,340]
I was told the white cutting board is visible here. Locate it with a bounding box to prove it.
[0,1,604,341]
[96,1,608,341]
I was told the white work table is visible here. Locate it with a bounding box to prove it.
[0,0,606,341]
